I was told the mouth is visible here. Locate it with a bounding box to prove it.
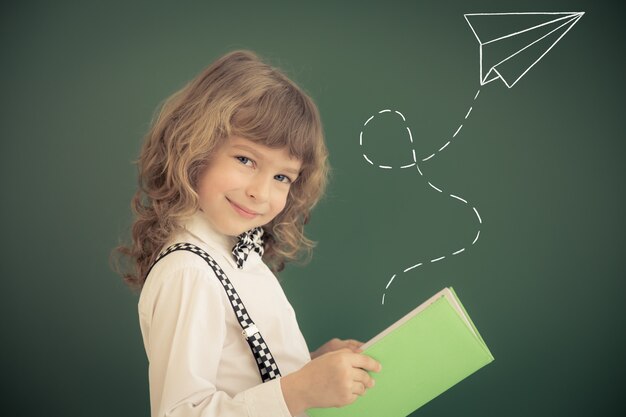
[227,198,260,218]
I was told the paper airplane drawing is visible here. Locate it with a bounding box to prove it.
[465,12,584,88]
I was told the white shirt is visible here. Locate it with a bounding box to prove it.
[138,210,311,417]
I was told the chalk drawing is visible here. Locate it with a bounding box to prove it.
[359,12,584,304]
[465,12,585,88]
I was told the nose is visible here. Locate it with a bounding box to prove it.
[246,174,271,203]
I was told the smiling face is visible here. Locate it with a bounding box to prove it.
[196,135,302,237]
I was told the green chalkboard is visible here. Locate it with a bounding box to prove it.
[1,1,624,416]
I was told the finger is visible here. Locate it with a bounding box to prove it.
[352,368,375,388]
[349,339,365,347]
[352,381,367,396]
[351,353,382,373]
[343,339,363,351]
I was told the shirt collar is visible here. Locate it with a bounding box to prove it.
[180,210,239,267]
[180,209,265,270]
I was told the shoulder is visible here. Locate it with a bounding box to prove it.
[140,244,224,303]
[149,227,228,277]
[154,244,212,271]
[138,248,230,321]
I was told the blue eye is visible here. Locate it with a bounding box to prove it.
[235,156,253,166]
[274,174,292,184]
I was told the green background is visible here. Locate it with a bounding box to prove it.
[2,0,624,416]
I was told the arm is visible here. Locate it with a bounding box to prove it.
[146,266,292,417]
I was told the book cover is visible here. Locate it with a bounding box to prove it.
[307,287,494,417]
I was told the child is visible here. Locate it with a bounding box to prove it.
[111,50,381,417]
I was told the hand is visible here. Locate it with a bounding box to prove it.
[311,338,364,360]
[281,348,382,415]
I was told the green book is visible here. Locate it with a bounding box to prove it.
[307,287,494,417]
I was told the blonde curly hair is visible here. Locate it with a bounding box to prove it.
[110,50,329,293]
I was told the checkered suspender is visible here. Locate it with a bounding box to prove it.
[146,242,282,383]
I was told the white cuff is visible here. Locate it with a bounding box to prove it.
[244,378,293,417]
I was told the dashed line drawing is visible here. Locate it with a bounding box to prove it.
[358,11,584,305]
[359,103,483,305]
[404,263,422,273]
[450,194,467,204]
